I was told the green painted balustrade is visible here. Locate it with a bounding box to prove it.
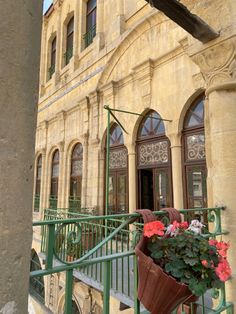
[31,207,233,314]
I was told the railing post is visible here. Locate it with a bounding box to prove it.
[133,255,140,314]
[46,224,55,270]
[103,260,111,314]
[65,269,73,314]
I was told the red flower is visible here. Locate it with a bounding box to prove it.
[209,239,218,246]
[201,260,208,267]
[215,259,231,282]
[180,221,189,229]
[216,241,230,258]
[144,221,165,238]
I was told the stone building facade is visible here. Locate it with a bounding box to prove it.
[32,0,236,312]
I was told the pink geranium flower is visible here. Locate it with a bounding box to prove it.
[215,259,231,282]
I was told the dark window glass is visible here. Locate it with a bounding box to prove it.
[51,150,59,197]
[29,250,45,303]
[110,124,124,146]
[84,0,97,47]
[138,111,165,139]
[65,16,74,65]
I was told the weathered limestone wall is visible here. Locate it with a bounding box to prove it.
[0,1,42,313]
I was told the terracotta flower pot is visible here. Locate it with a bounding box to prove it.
[135,209,195,314]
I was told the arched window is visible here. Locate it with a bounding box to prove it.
[182,95,207,209]
[65,16,74,65]
[29,250,45,303]
[69,143,83,211]
[34,155,42,212]
[84,0,97,48]
[106,124,128,214]
[50,150,59,209]
[137,110,172,210]
[49,36,56,79]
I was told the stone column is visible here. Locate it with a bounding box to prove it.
[0,1,42,313]
[57,141,65,209]
[169,135,184,209]
[191,37,236,303]
[127,144,137,213]
[39,148,47,214]
[81,133,89,208]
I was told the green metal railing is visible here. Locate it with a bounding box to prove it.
[48,64,55,79]
[34,194,40,212]
[49,195,58,209]
[32,207,233,314]
[68,196,81,212]
[64,47,73,65]
[83,24,96,48]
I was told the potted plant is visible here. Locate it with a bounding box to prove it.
[135,209,231,314]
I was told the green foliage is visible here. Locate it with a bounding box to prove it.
[147,231,221,296]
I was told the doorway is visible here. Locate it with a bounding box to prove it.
[138,168,171,211]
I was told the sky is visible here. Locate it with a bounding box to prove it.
[43,0,53,13]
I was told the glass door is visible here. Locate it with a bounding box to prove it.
[154,168,171,210]
[186,165,207,209]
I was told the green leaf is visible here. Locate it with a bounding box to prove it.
[183,257,198,266]
[151,251,163,259]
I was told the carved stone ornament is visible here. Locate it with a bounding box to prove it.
[192,40,236,88]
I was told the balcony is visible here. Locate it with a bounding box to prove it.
[31,207,233,314]
[48,64,55,79]
[83,24,96,48]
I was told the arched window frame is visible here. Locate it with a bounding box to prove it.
[136,110,173,210]
[50,149,60,209]
[48,36,56,79]
[84,0,97,48]
[65,16,74,65]
[182,94,207,210]
[69,143,83,211]
[105,124,128,214]
[34,154,42,212]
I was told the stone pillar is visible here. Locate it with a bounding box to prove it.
[0,1,42,313]
[39,148,47,214]
[127,144,137,213]
[81,133,89,208]
[169,135,184,209]
[191,38,236,303]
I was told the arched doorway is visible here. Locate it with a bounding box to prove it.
[29,249,45,303]
[69,143,83,211]
[136,110,172,210]
[106,124,128,214]
[182,95,207,209]
[34,154,42,212]
[50,149,60,209]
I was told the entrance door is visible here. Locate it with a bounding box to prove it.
[139,168,171,211]
[139,169,154,210]
[108,171,128,214]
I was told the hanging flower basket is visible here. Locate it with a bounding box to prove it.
[135,209,231,314]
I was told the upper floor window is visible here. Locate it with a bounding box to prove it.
[49,36,56,79]
[50,150,59,209]
[84,0,97,48]
[65,16,74,65]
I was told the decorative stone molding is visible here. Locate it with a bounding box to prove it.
[132,59,154,108]
[191,39,236,91]
[100,81,118,107]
